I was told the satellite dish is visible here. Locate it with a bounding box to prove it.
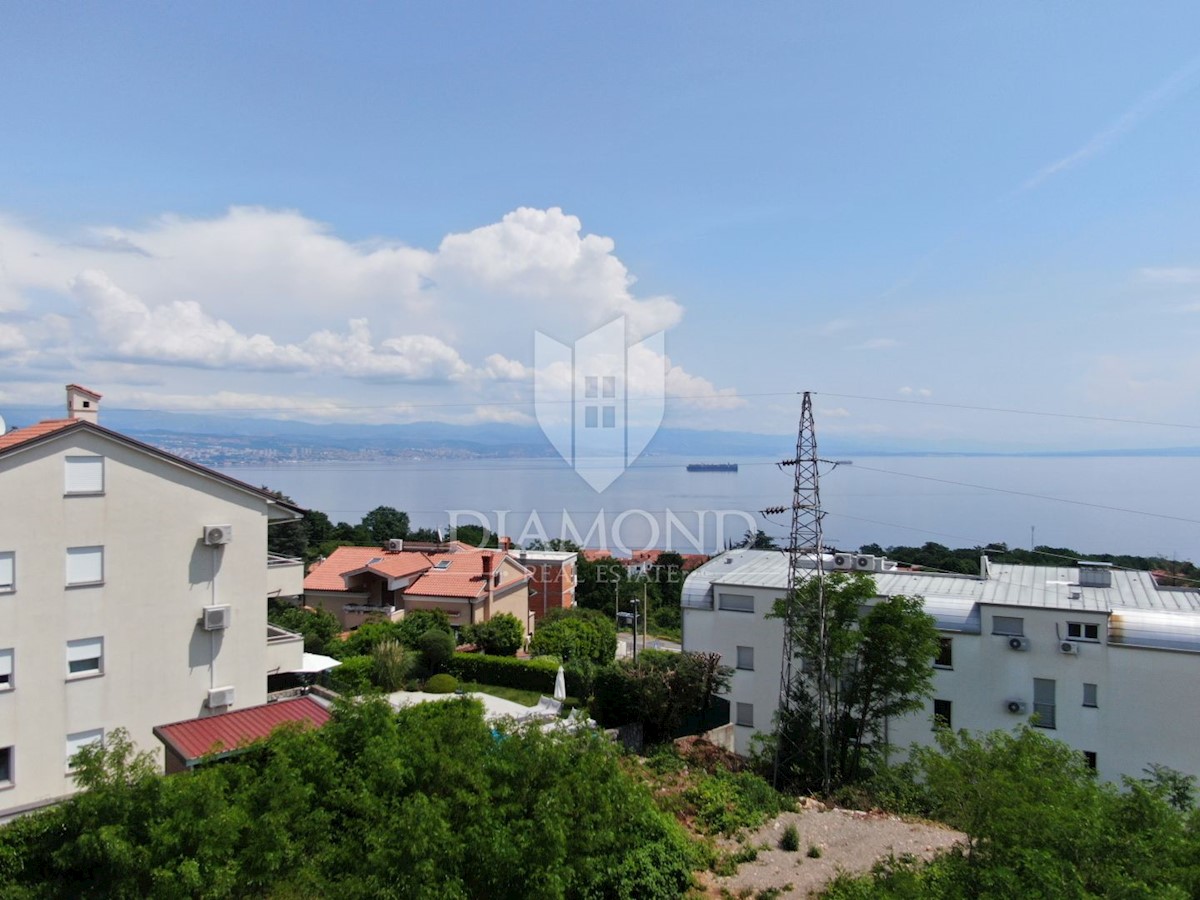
[436,526,445,543]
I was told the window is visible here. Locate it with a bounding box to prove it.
[1083,682,1098,708]
[718,593,755,613]
[1033,678,1056,729]
[736,646,754,671]
[1067,622,1100,642]
[933,699,952,729]
[602,406,616,428]
[64,456,104,494]
[602,376,616,398]
[66,546,104,586]
[934,637,953,668]
[992,615,1024,636]
[0,648,11,691]
[1083,751,1097,770]
[65,729,103,772]
[0,746,11,787]
[67,637,103,678]
[584,376,599,398]
[584,406,598,428]
[0,551,12,592]
[735,702,754,727]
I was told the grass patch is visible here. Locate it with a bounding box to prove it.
[780,822,800,852]
[459,682,540,706]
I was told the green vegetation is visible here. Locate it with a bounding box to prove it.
[684,769,788,836]
[823,726,1200,898]
[461,612,524,656]
[371,639,412,691]
[780,822,800,852]
[592,650,732,744]
[529,607,618,664]
[858,540,1197,582]
[267,600,341,654]
[459,681,541,707]
[417,627,455,673]
[0,700,701,898]
[424,673,458,693]
[766,572,939,792]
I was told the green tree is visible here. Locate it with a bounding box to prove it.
[464,612,525,656]
[529,607,618,664]
[592,649,733,743]
[575,556,627,616]
[418,627,455,673]
[771,571,939,791]
[268,602,341,654]
[741,529,779,550]
[450,522,497,547]
[262,488,308,559]
[360,505,410,543]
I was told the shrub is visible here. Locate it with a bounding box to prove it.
[329,655,376,695]
[396,609,453,648]
[336,620,404,658]
[425,674,458,694]
[466,613,525,656]
[372,639,412,692]
[418,628,455,673]
[529,608,617,664]
[684,770,786,836]
[780,823,800,852]
[807,844,822,859]
[449,652,561,693]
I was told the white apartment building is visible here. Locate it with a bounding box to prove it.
[682,548,1200,784]
[0,386,307,819]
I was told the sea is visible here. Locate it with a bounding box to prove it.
[220,454,1200,560]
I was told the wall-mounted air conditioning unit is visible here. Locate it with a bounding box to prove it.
[386,539,404,552]
[854,554,875,571]
[1005,700,1028,714]
[1007,636,1031,651]
[832,552,855,570]
[202,605,232,631]
[207,686,235,708]
[203,524,233,546]
[1059,641,1079,655]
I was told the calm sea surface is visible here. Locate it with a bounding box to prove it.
[221,455,1200,558]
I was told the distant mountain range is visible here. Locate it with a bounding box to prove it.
[3,404,1199,464]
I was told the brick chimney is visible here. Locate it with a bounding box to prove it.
[66,384,101,423]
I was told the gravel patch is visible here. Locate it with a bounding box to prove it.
[702,802,965,898]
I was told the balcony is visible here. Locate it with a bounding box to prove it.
[267,553,304,599]
[266,623,304,675]
[342,603,403,629]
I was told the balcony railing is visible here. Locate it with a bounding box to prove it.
[267,624,303,644]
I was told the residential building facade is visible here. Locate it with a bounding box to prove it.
[681,548,1200,784]
[304,541,532,633]
[0,386,305,819]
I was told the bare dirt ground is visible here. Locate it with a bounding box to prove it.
[698,801,965,899]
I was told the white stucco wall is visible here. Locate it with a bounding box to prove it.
[0,429,283,816]
[683,564,1200,782]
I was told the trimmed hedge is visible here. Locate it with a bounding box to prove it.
[448,653,593,698]
[426,673,459,694]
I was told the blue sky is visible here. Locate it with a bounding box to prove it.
[2,3,1200,450]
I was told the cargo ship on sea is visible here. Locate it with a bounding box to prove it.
[686,462,738,473]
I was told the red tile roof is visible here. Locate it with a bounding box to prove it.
[581,549,613,562]
[154,696,330,764]
[0,418,80,451]
[307,546,526,600]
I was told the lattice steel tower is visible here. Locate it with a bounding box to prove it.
[765,391,828,789]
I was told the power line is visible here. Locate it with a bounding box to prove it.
[846,462,1200,527]
[817,391,1200,431]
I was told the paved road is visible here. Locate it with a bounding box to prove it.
[616,632,681,658]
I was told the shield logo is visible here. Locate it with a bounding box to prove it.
[534,316,666,492]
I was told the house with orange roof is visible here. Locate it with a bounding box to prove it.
[304,541,532,632]
[0,385,312,820]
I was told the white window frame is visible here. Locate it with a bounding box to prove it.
[66,546,104,587]
[64,455,105,495]
[735,702,754,728]
[65,728,103,772]
[67,637,104,679]
[1067,622,1100,642]
[735,645,754,671]
[0,745,12,788]
[1083,682,1098,708]
[0,551,12,592]
[719,593,755,613]
[0,648,12,691]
